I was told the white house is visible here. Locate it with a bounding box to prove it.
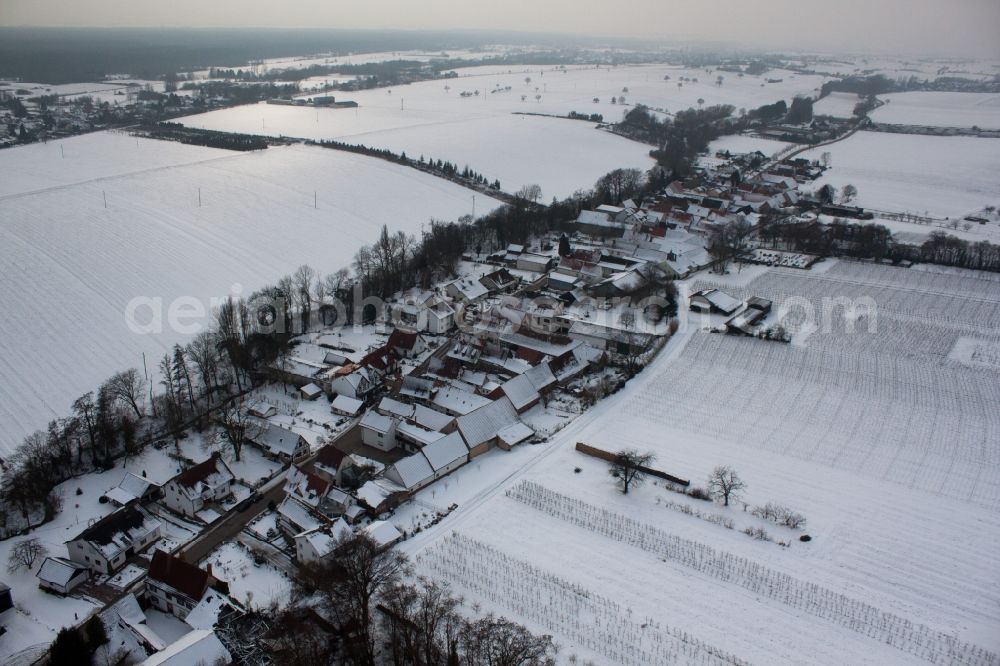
[145,549,214,619]
[250,423,310,462]
[360,410,398,451]
[162,454,235,519]
[445,276,490,305]
[331,394,364,417]
[36,557,89,595]
[328,367,378,400]
[515,252,553,273]
[66,503,162,575]
[293,519,352,564]
[361,520,403,549]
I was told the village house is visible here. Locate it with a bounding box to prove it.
[140,629,232,666]
[145,550,216,619]
[689,288,743,315]
[249,422,310,462]
[162,454,236,519]
[66,503,162,575]
[359,410,398,451]
[276,495,326,538]
[293,519,352,564]
[36,556,90,595]
[479,267,519,294]
[331,394,364,416]
[328,366,380,401]
[312,444,356,486]
[387,328,428,359]
[390,290,456,334]
[449,396,532,457]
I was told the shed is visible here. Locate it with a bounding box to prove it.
[300,383,324,400]
[37,557,90,595]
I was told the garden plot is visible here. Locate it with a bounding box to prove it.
[871,92,1000,129]
[205,541,292,609]
[798,131,1000,218]
[0,140,501,456]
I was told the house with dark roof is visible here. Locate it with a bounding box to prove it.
[162,454,235,519]
[313,444,356,486]
[387,328,427,359]
[479,268,519,294]
[66,503,162,574]
[145,550,216,620]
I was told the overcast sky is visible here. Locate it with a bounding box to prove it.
[2,0,998,58]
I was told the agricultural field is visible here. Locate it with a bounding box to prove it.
[799,131,1000,218]
[402,260,1000,665]
[813,91,862,118]
[175,64,828,199]
[0,134,501,456]
[871,92,1000,129]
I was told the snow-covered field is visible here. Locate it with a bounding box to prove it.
[799,131,1000,218]
[708,133,793,159]
[401,261,1000,666]
[0,135,501,456]
[872,92,1000,129]
[175,64,828,199]
[814,91,861,118]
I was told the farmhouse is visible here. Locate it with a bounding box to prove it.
[689,289,742,315]
[36,556,90,595]
[145,550,215,619]
[162,454,235,519]
[66,503,162,575]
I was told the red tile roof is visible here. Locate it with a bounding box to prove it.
[174,454,224,489]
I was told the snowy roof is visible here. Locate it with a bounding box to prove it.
[114,593,166,651]
[523,362,557,391]
[576,210,617,227]
[112,472,156,501]
[413,404,454,431]
[386,453,435,490]
[360,410,396,434]
[597,204,625,214]
[278,496,322,534]
[420,432,469,471]
[245,398,277,418]
[69,503,161,560]
[284,466,330,508]
[331,394,364,415]
[37,556,87,586]
[254,423,306,458]
[400,375,436,400]
[499,332,580,358]
[456,397,523,449]
[396,420,446,446]
[498,373,540,411]
[692,289,742,314]
[184,591,237,631]
[296,518,352,559]
[172,455,234,501]
[362,520,402,547]
[378,396,415,420]
[497,422,535,447]
[300,382,324,397]
[141,629,231,666]
[356,480,399,511]
[446,276,490,302]
[432,386,492,416]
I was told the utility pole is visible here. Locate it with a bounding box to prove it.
[472,195,476,219]
[198,187,202,207]
[60,145,64,158]
[103,190,107,208]
[314,191,317,209]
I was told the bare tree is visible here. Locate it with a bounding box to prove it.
[214,400,264,462]
[293,264,317,332]
[105,368,146,419]
[295,532,409,666]
[707,465,746,506]
[8,537,47,573]
[841,184,858,203]
[608,449,655,494]
[516,184,543,205]
[381,578,464,666]
[459,614,557,666]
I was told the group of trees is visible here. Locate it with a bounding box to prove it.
[707,217,754,273]
[759,217,1000,272]
[292,532,555,666]
[616,103,737,176]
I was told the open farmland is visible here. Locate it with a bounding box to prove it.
[871,92,1000,129]
[799,131,1000,218]
[175,64,827,199]
[0,135,501,456]
[402,260,1000,665]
